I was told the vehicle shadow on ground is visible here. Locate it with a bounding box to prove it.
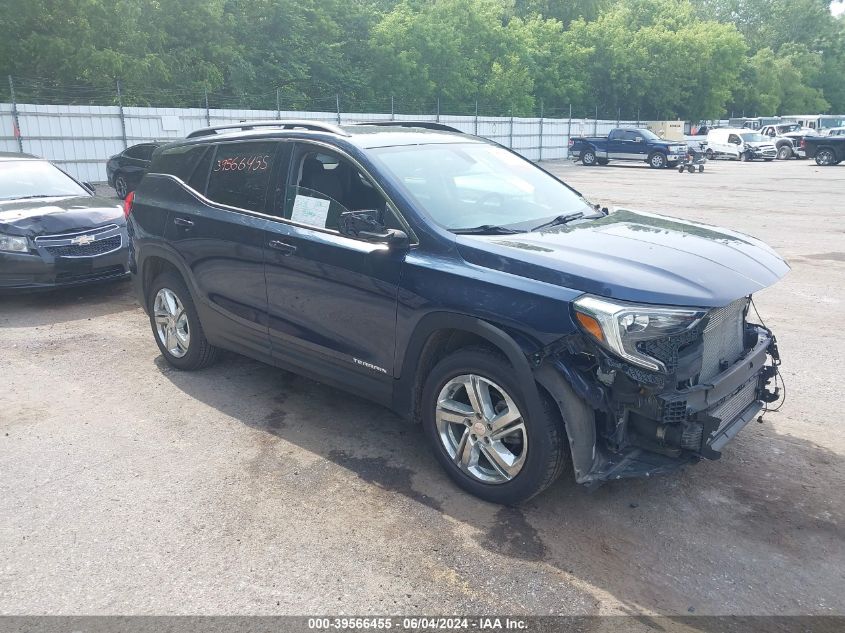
[0,279,138,328]
[156,351,845,615]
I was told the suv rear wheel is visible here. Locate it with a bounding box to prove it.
[148,271,219,370]
[581,149,597,166]
[422,348,568,504]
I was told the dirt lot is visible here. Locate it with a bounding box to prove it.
[1,158,843,616]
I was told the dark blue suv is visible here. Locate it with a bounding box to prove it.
[128,120,788,504]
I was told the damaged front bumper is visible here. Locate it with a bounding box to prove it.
[536,324,781,486]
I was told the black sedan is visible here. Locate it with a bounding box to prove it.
[106,142,161,198]
[0,152,129,291]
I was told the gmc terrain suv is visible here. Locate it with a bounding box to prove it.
[128,120,787,504]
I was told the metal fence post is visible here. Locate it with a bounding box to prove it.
[276,88,281,120]
[617,107,620,127]
[391,95,395,121]
[538,100,544,162]
[116,80,128,149]
[594,106,598,136]
[509,112,514,149]
[8,75,23,153]
[204,89,211,126]
[636,107,640,127]
[436,97,440,123]
[336,94,341,124]
[566,104,572,158]
[474,99,478,135]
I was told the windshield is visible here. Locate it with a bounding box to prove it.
[740,132,767,143]
[371,143,591,231]
[0,160,89,201]
[777,124,801,133]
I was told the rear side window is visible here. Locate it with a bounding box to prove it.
[125,144,156,160]
[150,144,209,181]
[205,141,276,212]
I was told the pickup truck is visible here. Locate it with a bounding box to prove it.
[801,135,845,166]
[569,128,687,169]
[759,123,811,160]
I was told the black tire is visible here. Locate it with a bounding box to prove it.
[777,144,792,160]
[596,158,609,165]
[678,165,685,173]
[147,271,219,370]
[114,173,128,199]
[815,148,836,166]
[739,151,749,162]
[581,149,597,166]
[421,347,568,504]
[705,148,714,160]
[687,165,695,173]
[698,164,704,173]
[648,152,667,169]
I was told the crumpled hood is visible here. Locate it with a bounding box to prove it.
[0,196,124,236]
[456,209,789,308]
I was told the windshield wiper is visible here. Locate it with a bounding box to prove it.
[531,212,585,232]
[452,224,524,235]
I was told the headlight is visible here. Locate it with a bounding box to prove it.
[573,295,706,372]
[0,233,28,253]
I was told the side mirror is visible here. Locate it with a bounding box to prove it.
[338,210,409,249]
[82,181,96,194]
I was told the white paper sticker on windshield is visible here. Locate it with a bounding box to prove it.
[291,194,331,227]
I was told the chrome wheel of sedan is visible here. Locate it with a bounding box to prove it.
[153,288,190,358]
[435,374,527,484]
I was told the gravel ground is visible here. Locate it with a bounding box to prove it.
[1,158,843,616]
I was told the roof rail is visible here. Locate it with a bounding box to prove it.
[186,119,350,139]
[350,121,465,134]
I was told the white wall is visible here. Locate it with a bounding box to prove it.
[1,101,651,182]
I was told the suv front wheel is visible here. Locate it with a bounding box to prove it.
[422,348,568,504]
[148,271,219,370]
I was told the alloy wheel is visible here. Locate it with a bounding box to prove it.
[153,288,190,358]
[435,374,528,484]
[816,150,834,166]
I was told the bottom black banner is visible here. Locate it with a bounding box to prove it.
[0,616,843,633]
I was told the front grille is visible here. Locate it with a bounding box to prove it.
[45,235,121,257]
[55,265,125,283]
[709,378,758,429]
[698,297,748,383]
[35,224,122,258]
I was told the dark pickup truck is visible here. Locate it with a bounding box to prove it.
[569,128,688,169]
[801,135,845,166]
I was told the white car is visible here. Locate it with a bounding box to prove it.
[705,128,777,162]
[824,127,845,137]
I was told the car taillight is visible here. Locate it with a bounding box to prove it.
[800,138,806,149]
[123,191,135,218]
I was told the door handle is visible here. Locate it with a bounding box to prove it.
[268,240,296,255]
[173,217,194,227]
